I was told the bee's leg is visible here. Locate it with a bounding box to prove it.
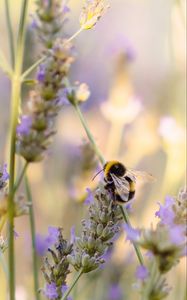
[125,176,136,201]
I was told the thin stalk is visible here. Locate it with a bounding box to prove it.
[4,0,15,67]
[8,1,29,299]
[74,103,144,266]
[13,161,28,193]
[66,27,83,43]
[141,260,157,300]
[74,104,105,165]
[120,206,144,265]
[61,269,83,300]
[25,176,40,300]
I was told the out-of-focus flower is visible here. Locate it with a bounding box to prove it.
[79,0,110,30]
[44,282,58,299]
[36,226,59,256]
[135,265,149,281]
[34,0,70,49]
[108,283,123,300]
[16,39,74,162]
[108,35,136,62]
[123,223,140,243]
[101,96,143,124]
[0,164,9,190]
[158,116,185,144]
[0,194,28,219]
[61,285,72,300]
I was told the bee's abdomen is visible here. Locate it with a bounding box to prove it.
[125,176,135,201]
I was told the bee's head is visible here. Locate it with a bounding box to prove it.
[104,161,126,178]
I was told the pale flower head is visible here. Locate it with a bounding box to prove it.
[75,83,91,102]
[79,0,110,30]
[158,116,185,144]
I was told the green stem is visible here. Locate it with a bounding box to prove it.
[13,161,28,193]
[120,206,144,265]
[8,1,29,299]
[4,0,15,67]
[61,269,83,300]
[25,176,40,300]
[74,104,105,165]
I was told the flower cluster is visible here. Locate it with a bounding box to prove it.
[16,39,74,162]
[42,228,73,300]
[0,164,9,190]
[33,0,70,49]
[80,0,110,30]
[66,82,91,105]
[124,188,186,299]
[67,184,122,273]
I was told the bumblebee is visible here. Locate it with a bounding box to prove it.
[103,160,155,204]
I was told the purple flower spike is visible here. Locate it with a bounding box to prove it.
[84,188,94,205]
[17,115,32,136]
[123,224,140,242]
[44,282,58,299]
[155,196,175,226]
[35,234,48,256]
[135,265,149,281]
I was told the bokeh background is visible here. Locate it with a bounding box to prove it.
[0,0,186,299]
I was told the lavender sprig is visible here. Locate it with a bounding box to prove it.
[67,185,122,273]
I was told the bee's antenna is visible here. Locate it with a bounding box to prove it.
[92,169,104,181]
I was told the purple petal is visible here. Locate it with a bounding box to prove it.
[35,234,48,256]
[169,225,185,245]
[155,196,175,226]
[17,115,32,136]
[123,224,140,242]
[70,226,76,244]
[37,64,46,82]
[44,282,58,299]
[84,188,94,205]
[108,283,123,300]
[1,164,9,181]
[135,265,149,280]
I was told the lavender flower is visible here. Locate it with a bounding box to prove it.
[34,0,70,49]
[42,228,73,299]
[84,188,94,205]
[67,184,122,273]
[16,39,74,162]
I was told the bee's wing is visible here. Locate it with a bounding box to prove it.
[111,174,130,202]
[127,168,156,183]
